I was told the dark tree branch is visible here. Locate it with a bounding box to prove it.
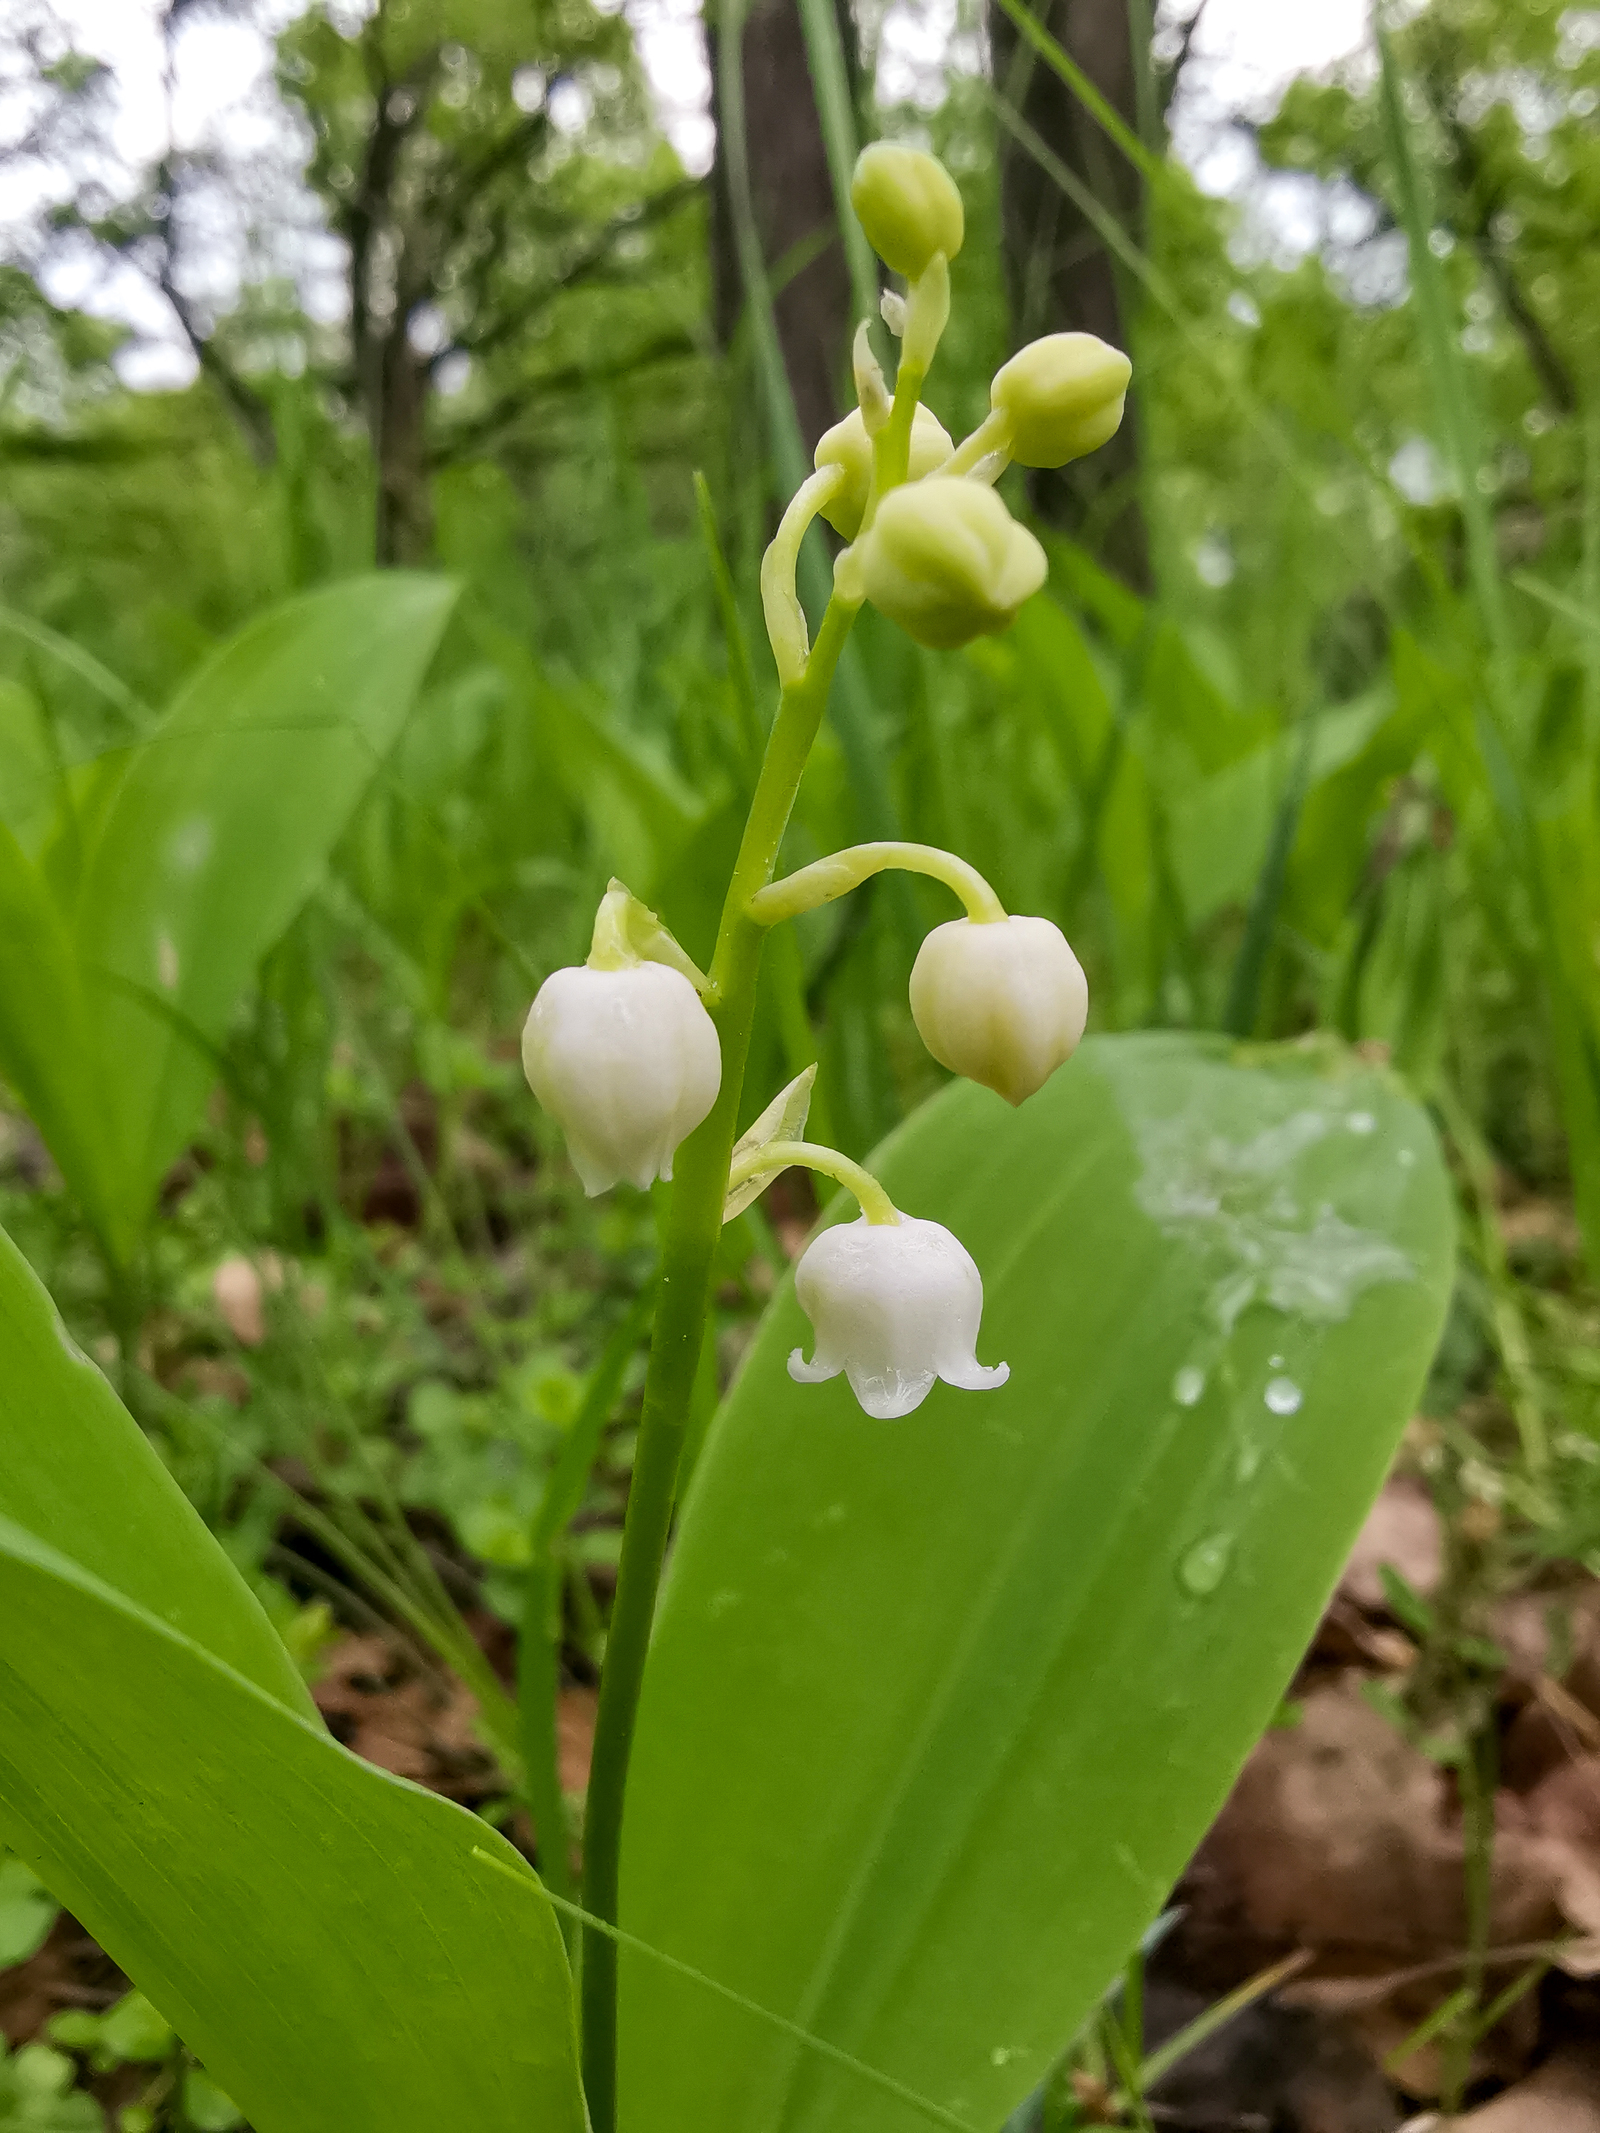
[449,182,698,364]
[1434,98,1577,417]
[426,330,697,467]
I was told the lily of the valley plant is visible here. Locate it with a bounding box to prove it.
[521,138,1129,2130]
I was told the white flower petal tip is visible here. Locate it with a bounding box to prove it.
[787,1347,840,1388]
[909,914,1087,1106]
[790,1214,1007,1420]
[521,961,721,1197]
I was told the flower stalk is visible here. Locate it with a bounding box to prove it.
[724,1137,900,1227]
[576,592,859,2131]
[748,841,1008,929]
[511,137,1132,2133]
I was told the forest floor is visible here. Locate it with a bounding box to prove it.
[5,1482,1599,2130]
[3,1089,1600,2130]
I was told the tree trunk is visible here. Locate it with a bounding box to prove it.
[990,0,1149,585]
[709,0,857,455]
[374,324,434,566]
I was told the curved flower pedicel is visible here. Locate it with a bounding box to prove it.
[790,1213,1009,1419]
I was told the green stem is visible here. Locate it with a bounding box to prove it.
[577,592,861,2132]
[725,1139,898,1225]
[748,839,1007,928]
[941,407,1012,481]
[761,466,849,687]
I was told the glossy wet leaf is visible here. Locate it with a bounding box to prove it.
[620,1032,1454,2133]
[71,572,458,1257]
[0,1513,583,2133]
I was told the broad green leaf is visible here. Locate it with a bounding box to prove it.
[0,1221,310,1715]
[73,574,459,1255]
[0,681,55,853]
[620,1032,1453,2133]
[1168,692,1391,929]
[480,624,713,897]
[0,1514,584,2133]
[0,824,118,1248]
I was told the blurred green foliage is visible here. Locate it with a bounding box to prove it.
[0,0,1597,1877]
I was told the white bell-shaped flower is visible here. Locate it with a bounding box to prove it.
[909,914,1087,1105]
[522,961,721,1196]
[789,1214,1008,1419]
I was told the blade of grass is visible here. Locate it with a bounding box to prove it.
[1470,1959,1550,2046]
[794,0,879,330]
[1376,30,1508,671]
[1223,712,1314,1038]
[1382,1985,1476,2077]
[1097,2005,1156,2133]
[693,471,765,770]
[1434,1078,1551,1479]
[0,605,154,727]
[1379,29,1600,1275]
[717,0,915,953]
[520,1281,658,1932]
[991,0,1161,183]
[1131,1949,1312,2096]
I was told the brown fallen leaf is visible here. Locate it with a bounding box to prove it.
[558,1684,597,1797]
[211,1251,285,1347]
[1340,1477,1444,1615]
[312,1632,502,1802]
[1450,2046,1600,2129]
[1182,1678,1600,2093]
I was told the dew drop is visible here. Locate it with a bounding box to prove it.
[1346,1110,1378,1135]
[1178,1533,1233,1596]
[1236,1441,1263,1482]
[1398,1147,1417,1169]
[1264,1376,1303,1416]
[1269,1353,1285,1368]
[1172,1364,1206,1407]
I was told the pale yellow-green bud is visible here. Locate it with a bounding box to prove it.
[854,478,1046,650]
[990,333,1131,469]
[813,404,954,541]
[851,143,964,281]
[909,914,1087,1105]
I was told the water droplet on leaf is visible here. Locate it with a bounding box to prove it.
[1178,1533,1233,1596]
[1172,1364,1206,1407]
[1264,1376,1303,1415]
[1346,1110,1377,1135]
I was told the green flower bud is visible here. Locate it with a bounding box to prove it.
[854,478,1046,650]
[851,143,964,281]
[990,333,1131,469]
[813,404,953,540]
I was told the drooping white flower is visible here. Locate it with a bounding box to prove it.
[788,1214,1008,1419]
[521,960,721,1196]
[909,913,1088,1106]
